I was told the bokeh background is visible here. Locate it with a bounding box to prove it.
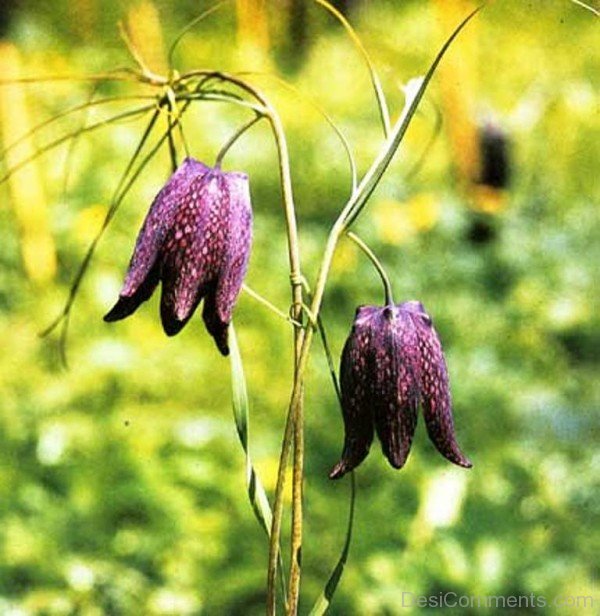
[1,1,598,614]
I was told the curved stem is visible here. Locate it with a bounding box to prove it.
[165,90,179,172]
[206,73,306,616]
[173,11,478,613]
[178,91,267,115]
[346,232,394,306]
[184,70,305,615]
[214,113,263,167]
[0,95,155,161]
[0,68,143,86]
[0,104,155,186]
[314,0,391,137]
[167,1,230,69]
[235,71,358,193]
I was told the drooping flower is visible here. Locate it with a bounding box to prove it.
[104,157,252,356]
[329,301,472,479]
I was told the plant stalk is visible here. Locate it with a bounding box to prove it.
[347,232,394,306]
[265,107,305,616]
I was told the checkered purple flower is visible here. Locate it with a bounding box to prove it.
[104,157,252,356]
[329,301,472,479]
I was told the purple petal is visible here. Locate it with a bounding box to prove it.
[213,172,253,327]
[106,158,209,324]
[120,158,209,298]
[412,309,472,468]
[329,308,375,479]
[202,285,229,356]
[157,171,231,336]
[104,260,160,322]
[371,308,419,470]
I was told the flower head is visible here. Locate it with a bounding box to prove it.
[104,157,252,356]
[330,301,472,479]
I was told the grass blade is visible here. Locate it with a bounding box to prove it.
[0,104,155,186]
[229,324,272,530]
[0,95,154,162]
[314,0,391,137]
[309,473,356,616]
[167,1,230,69]
[228,325,287,604]
[342,5,484,229]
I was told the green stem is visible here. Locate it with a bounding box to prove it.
[266,109,305,616]
[346,232,394,306]
[186,71,304,615]
[167,1,230,68]
[181,14,479,603]
[214,114,263,167]
[314,0,391,137]
[242,284,302,327]
[264,13,481,611]
[166,94,179,172]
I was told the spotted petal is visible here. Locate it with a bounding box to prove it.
[104,158,209,322]
[411,306,472,468]
[372,307,419,470]
[329,307,376,479]
[158,171,229,335]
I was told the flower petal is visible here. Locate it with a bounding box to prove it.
[119,158,209,300]
[158,170,231,336]
[372,308,420,470]
[106,158,209,327]
[330,308,376,479]
[202,285,230,356]
[416,314,472,468]
[104,260,160,322]
[214,172,253,327]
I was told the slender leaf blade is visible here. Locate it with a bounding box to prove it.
[343,5,483,229]
[229,325,287,602]
[309,473,356,616]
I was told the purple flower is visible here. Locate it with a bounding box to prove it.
[104,157,252,356]
[330,301,472,479]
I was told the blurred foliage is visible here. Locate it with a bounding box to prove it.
[0,1,599,614]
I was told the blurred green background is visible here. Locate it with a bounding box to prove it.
[0,1,598,614]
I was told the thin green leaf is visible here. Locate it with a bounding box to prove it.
[316,314,342,404]
[0,68,140,86]
[41,107,164,362]
[228,325,288,605]
[314,0,390,137]
[342,5,483,229]
[61,84,101,194]
[165,90,180,172]
[0,104,155,186]
[167,1,230,69]
[0,95,154,162]
[242,284,301,327]
[309,473,356,616]
[229,325,272,528]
